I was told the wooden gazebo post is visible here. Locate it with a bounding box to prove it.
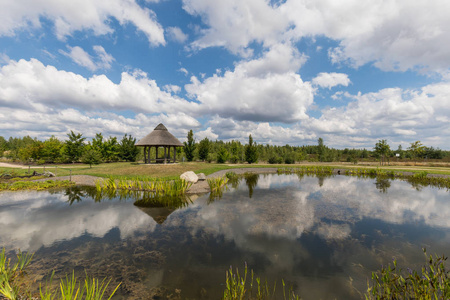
[135,123,184,164]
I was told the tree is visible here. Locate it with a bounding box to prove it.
[41,136,63,163]
[408,141,425,165]
[374,139,391,166]
[119,134,139,162]
[217,147,229,163]
[317,137,327,162]
[245,134,258,164]
[184,130,196,162]
[81,146,102,168]
[64,131,86,163]
[198,137,210,161]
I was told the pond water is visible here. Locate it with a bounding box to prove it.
[1,174,450,299]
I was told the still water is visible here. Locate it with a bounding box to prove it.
[1,174,450,299]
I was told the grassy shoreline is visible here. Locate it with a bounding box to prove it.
[1,161,450,181]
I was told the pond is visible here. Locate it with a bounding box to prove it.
[1,173,450,299]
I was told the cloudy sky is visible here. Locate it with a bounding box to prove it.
[1,0,449,149]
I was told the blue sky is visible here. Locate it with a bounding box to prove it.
[1,0,449,149]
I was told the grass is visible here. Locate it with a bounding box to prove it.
[223,264,299,300]
[2,161,450,182]
[0,180,74,191]
[0,248,120,300]
[366,248,450,299]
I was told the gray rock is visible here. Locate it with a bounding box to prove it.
[180,171,198,183]
[197,173,206,181]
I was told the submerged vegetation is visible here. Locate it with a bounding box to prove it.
[0,180,74,191]
[366,248,450,299]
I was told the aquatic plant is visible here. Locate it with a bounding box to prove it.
[223,264,299,300]
[0,180,74,191]
[97,176,192,196]
[0,248,34,300]
[0,248,120,300]
[277,166,333,175]
[366,248,450,299]
[208,176,229,201]
[208,176,229,192]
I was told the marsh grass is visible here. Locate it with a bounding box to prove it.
[366,248,450,299]
[0,248,120,300]
[0,180,74,191]
[223,264,299,300]
[277,166,333,175]
[208,176,229,201]
[96,177,192,196]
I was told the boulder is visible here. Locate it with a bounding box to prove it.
[180,171,198,183]
[197,173,206,181]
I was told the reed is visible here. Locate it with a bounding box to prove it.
[366,248,450,299]
[222,264,299,300]
[0,248,120,300]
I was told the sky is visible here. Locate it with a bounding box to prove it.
[0,0,449,149]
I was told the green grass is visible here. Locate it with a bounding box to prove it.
[366,248,450,299]
[223,264,300,300]
[0,248,120,300]
[0,180,74,191]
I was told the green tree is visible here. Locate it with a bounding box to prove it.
[41,136,63,163]
[198,137,210,161]
[81,146,102,168]
[119,134,139,162]
[245,134,258,164]
[64,131,86,163]
[374,139,391,166]
[103,137,120,162]
[217,147,229,163]
[408,141,425,165]
[229,140,243,163]
[184,130,196,162]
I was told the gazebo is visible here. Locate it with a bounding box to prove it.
[136,123,184,164]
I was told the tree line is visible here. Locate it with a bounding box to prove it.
[0,131,139,167]
[0,131,448,165]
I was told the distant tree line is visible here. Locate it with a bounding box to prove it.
[0,132,448,165]
[0,131,139,166]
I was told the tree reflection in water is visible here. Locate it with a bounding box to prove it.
[244,173,259,198]
[375,177,391,193]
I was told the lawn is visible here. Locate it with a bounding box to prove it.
[1,161,450,181]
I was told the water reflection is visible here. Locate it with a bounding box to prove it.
[0,174,450,299]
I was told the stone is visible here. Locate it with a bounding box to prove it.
[45,171,56,177]
[180,171,198,183]
[197,173,206,181]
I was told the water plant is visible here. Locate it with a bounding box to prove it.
[0,248,120,300]
[208,176,229,201]
[222,264,300,300]
[366,248,450,299]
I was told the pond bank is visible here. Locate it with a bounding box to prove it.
[25,167,450,194]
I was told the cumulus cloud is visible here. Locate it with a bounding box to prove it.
[185,44,313,123]
[0,0,165,46]
[0,58,196,114]
[302,83,450,148]
[59,45,115,71]
[182,0,450,73]
[312,72,350,89]
[166,26,188,43]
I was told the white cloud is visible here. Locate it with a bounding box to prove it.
[0,0,165,46]
[183,0,450,73]
[312,72,350,89]
[185,44,313,123]
[195,127,218,140]
[59,46,98,71]
[0,58,195,114]
[166,26,188,43]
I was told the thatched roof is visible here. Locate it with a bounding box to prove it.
[136,123,184,147]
